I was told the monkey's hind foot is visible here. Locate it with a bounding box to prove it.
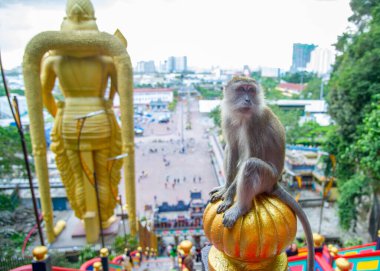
[222,204,248,228]
[209,186,227,203]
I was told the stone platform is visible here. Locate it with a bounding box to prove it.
[71,217,121,238]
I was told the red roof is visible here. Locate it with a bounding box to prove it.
[134,88,173,93]
[277,83,305,92]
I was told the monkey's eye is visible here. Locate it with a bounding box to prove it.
[236,87,245,92]
[247,87,255,93]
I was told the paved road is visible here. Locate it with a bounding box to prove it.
[119,97,219,215]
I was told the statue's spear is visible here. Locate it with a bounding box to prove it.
[0,51,45,246]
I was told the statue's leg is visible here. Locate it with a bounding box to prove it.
[67,149,100,243]
[93,148,116,228]
[66,150,85,217]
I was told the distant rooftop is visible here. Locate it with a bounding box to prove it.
[134,88,173,93]
[277,82,306,92]
[272,99,328,113]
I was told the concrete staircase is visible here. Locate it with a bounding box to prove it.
[136,257,202,271]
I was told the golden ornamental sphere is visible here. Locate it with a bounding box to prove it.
[100,248,109,257]
[32,246,48,261]
[179,240,193,255]
[330,247,339,257]
[93,262,102,271]
[203,194,296,261]
[313,233,325,247]
[335,258,350,271]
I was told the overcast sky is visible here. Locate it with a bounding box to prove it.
[0,0,352,70]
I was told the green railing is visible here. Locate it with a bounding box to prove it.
[0,257,31,271]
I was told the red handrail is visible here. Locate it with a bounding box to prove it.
[22,213,44,257]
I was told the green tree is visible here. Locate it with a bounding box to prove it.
[0,126,33,179]
[0,86,24,96]
[352,98,380,184]
[112,234,138,254]
[0,193,16,211]
[250,71,261,81]
[299,77,328,100]
[269,105,301,144]
[351,97,380,235]
[168,98,178,111]
[260,77,286,100]
[325,1,380,237]
[282,71,316,84]
[195,85,223,99]
[209,105,221,128]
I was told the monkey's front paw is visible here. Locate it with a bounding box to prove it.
[223,205,242,228]
[217,199,233,214]
[209,185,224,196]
[210,188,227,203]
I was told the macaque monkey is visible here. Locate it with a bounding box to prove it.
[209,76,314,270]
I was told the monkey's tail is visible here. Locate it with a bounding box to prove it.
[272,183,315,271]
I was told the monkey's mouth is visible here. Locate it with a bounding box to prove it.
[238,107,252,114]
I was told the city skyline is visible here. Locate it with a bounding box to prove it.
[0,0,352,70]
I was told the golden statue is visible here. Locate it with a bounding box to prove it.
[203,195,296,271]
[23,0,136,243]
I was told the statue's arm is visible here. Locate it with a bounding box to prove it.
[107,58,118,101]
[41,56,58,117]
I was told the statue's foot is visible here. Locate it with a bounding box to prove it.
[223,204,248,228]
[102,215,117,229]
[210,186,227,203]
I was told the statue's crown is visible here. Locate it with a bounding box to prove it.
[66,0,95,20]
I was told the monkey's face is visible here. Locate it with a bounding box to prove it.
[224,80,263,117]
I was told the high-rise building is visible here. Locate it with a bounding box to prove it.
[306,47,335,76]
[176,56,187,72]
[290,43,317,72]
[135,60,156,74]
[166,56,187,73]
[158,60,168,73]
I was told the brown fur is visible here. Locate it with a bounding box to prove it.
[210,77,285,220]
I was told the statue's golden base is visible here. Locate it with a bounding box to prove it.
[208,246,288,271]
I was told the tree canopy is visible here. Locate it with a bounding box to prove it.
[282,71,316,84]
[0,126,33,179]
[325,1,380,237]
[299,77,328,100]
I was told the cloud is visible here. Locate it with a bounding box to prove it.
[0,0,122,8]
[0,0,352,69]
[0,0,61,8]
